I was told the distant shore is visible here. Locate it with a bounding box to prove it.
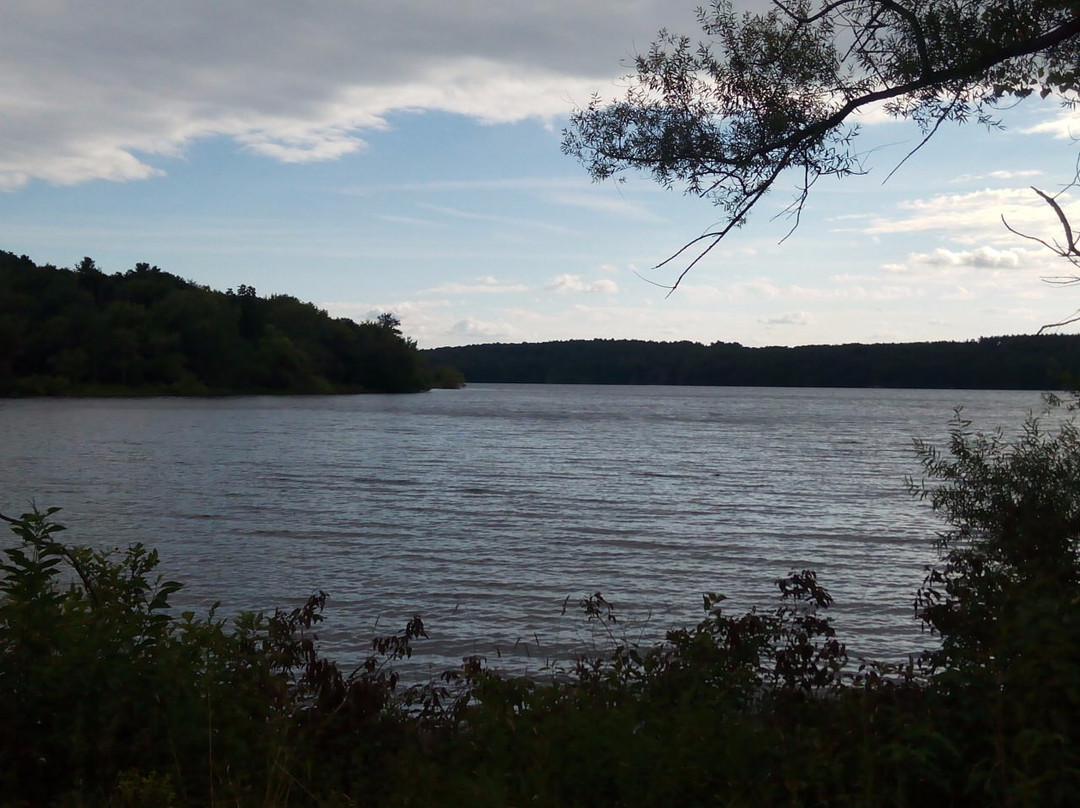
[424,333,1080,390]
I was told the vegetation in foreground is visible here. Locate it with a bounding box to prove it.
[0,251,464,396]
[3,404,1080,807]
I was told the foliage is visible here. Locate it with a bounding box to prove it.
[425,333,1080,389]
[911,406,1080,802]
[0,251,461,396]
[563,0,1080,284]
[5,399,1080,806]
[0,506,427,806]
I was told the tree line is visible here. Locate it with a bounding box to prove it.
[0,251,463,396]
[424,335,1080,389]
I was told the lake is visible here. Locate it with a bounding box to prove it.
[0,384,1053,676]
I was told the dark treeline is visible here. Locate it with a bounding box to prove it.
[425,335,1080,389]
[0,251,464,396]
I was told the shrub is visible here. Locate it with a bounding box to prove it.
[912,407,1080,804]
[0,507,414,806]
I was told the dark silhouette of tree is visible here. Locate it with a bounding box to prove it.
[424,335,1080,390]
[0,252,459,396]
[376,312,403,335]
[563,0,1080,288]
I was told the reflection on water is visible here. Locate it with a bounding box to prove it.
[0,385,1048,674]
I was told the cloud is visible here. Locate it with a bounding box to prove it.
[759,311,813,326]
[547,274,619,293]
[1022,109,1080,140]
[951,169,1044,183]
[941,286,974,300]
[451,317,518,340]
[378,214,439,227]
[725,278,781,298]
[348,177,581,195]
[880,244,1066,282]
[828,272,876,283]
[237,129,370,164]
[322,297,449,325]
[1,0,696,189]
[418,203,575,234]
[547,192,662,222]
[910,246,1027,269]
[860,188,1078,243]
[425,277,530,294]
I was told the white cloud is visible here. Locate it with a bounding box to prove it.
[828,272,876,283]
[725,278,782,298]
[451,317,518,340]
[861,188,1079,244]
[941,286,974,300]
[425,277,530,294]
[547,274,619,294]
[845,99,893,125]
[880,244,1067,282]
[1022,109,1080,140]
[237,129,369,164]
[378,214,439,227]
[0,0,698,189]
[346,177,582,195]
[418,203,575,234]
[951,169,1044,183]
[548,192,662,222]
[759,311,814,326]
[322,297,448,325]
[911,246,1026,269]
[678,282,726,302]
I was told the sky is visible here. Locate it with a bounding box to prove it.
[3,0,1080,349]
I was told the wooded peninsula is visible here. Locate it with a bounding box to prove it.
[424,333,1080,389]
[0,251,463,396]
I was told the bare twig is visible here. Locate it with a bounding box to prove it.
[882,99,958,184]
[1038,310,1080,334]
[1003,176,1080,332]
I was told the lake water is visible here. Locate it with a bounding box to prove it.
[0,385,1053,676]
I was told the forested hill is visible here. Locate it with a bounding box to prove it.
[0,251,464,396]
[424,336,1080,390]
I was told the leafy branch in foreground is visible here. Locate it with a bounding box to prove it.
[563,0,1080,289]
[0,507,428,806]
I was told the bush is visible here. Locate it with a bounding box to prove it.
[0,507,420,806]
[912,407,1080,804]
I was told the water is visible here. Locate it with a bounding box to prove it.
[0,385,1051,676]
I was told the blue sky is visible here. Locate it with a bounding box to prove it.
[3,0,1080,348]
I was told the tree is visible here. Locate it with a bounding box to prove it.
[911,406,1080,800]
[377,312,403,335]
[563,0,1080,289]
